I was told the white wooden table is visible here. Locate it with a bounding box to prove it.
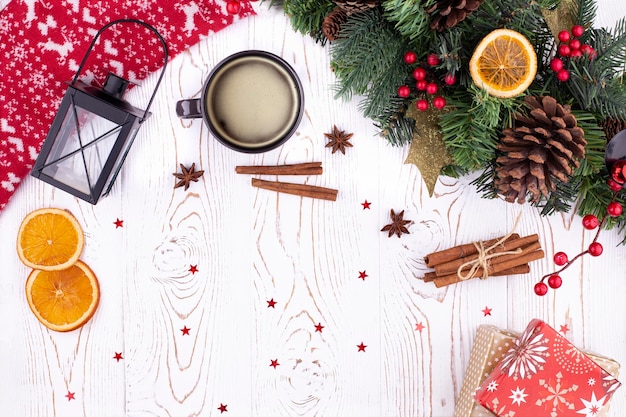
[1,2,625,416]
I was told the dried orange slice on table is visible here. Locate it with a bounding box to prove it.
[470,28,537,98]
[25,260,100,332]
[16,207,84,270]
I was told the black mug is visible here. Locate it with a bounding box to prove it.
[176,50,304,153]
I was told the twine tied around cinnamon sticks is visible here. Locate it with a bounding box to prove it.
[423,216,544,288]
[456,239,523,281]
[456,214,523,281]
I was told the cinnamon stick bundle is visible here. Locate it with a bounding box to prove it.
[236,162,322,175]
[423,233,544,288]
[434,234,539,276]
[251,178,338,201]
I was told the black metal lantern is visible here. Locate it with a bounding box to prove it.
[31,19,168,204]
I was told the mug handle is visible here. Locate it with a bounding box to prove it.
[176,99,202,119]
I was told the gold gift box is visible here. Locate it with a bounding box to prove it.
[454,324,621,417]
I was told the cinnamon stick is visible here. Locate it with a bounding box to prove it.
[424,234,520,267]
[251,178,338,201]
[423,264,530,283]
[434,235,539,276]
[236,162,322,175]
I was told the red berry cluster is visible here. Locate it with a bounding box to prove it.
[534,181,623,296]
[549,25,597,82]
[398,52,455,112]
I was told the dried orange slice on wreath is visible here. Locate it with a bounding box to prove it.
[25,260,100,332]
[16,207,84,271]
[469,28,537,98]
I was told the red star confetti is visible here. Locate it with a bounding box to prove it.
[65,391,75,401]
[267,298,277,308]
[315,322,324,333]
[481,306,492,316]
[218,403,228,413]
[113,352,123,362]
[189,265,199,274]
[181,326,191,336]
[358,270,368,280]
[270,359,280,369]
[415,322,425,332]
[560,324,570,335]
[361,200,371,209]
[357,342,367,352]
[113,218,124,228]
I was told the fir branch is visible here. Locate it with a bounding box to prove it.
[566,57,626,119]
[263,0,283,7]
[461,0,554,43]
[440,164,466,179]
[330,8,413,138]
[438,86,521,171]
[281,0,336,43]
[434,29,465,80]
[575,0,597,28]
[359,64,408,121]
[330,9,400,98]
[571,110,606,175]
[471,86,523,129]
[377,111,416,146]
[591,18,626,73]
[470,160,500,199]
[576,171,626,233]
[537,175,582,214]
[355,37,413,121]
[382,0,435,52]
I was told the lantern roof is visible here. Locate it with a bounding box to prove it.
[68,79,150,121]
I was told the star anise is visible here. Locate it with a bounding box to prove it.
[173,163,204,190]
[324,125,353,154]
[380,209,411,238]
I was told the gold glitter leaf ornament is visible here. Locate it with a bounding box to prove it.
[404,104,454,196]
[542,0,579,40]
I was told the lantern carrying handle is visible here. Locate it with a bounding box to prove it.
[71,18,168,123]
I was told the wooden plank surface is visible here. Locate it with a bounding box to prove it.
[1,1,625,416]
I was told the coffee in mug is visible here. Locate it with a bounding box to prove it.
[176,50,304,153]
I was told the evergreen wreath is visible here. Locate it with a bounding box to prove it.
[269,0,626,242]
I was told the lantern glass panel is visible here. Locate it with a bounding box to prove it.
[41,99,123,195]
[103,126,139,196]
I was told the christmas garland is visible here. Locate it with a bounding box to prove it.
[269,0,626,242]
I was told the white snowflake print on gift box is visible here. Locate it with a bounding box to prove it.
[535,371,579,415]
[576,392,608,417]
[481,397,516,417]
[508,387,529,406]
[500,323,549,380]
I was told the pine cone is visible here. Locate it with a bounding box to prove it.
[495,96,587,203]
[334,0,379,15]
[322,7,348,41]
[426,0,484,32]
[601,117,626,142]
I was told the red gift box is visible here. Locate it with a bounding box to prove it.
[475,319,621,417]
